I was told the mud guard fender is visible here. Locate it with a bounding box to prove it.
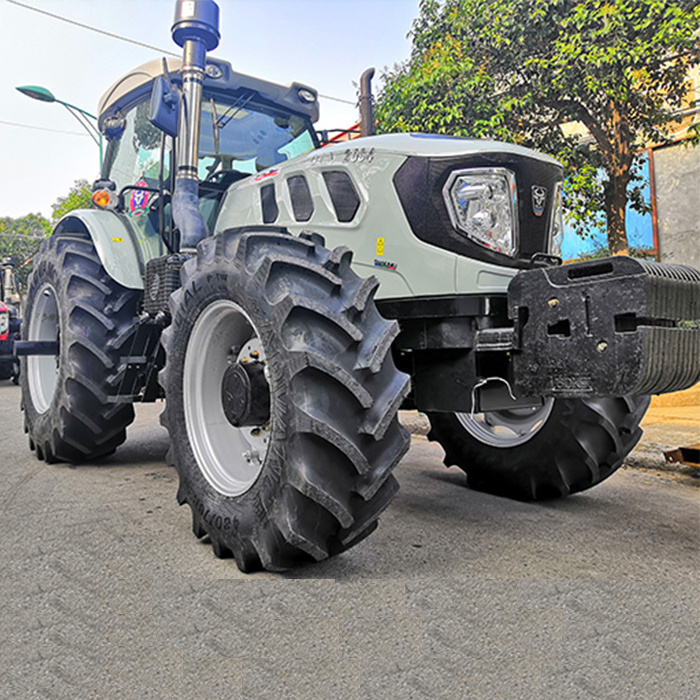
[54,209,144,290]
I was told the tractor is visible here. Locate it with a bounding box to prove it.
[17,0,700,571]
[0,259,21,383]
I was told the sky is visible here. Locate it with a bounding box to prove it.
[0,0,419,219]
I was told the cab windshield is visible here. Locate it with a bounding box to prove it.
[198,95,317,179]
[105,95,318,192]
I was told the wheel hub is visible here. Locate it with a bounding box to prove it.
[27,283,60,414]
[183,299,271,497]
[221,360,270,427]
[456,397,555,448]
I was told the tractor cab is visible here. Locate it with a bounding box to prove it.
[95,57,320,255]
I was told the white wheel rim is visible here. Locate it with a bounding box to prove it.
[183,299,271,497]
[456,398,555,448]
[27,283,59,414]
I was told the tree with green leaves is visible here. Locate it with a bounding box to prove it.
[376,0,700,255]
[0,213,50,288]
[51,178,92,223]
[0,179,93,289]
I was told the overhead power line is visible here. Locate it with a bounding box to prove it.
[0,119,89,137]
[319,94,355,106]
[6,0,179,56]
[6,0,356,107]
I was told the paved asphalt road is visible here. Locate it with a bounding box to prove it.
[0,381,697,699]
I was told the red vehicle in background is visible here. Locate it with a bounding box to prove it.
[0,300,20,383]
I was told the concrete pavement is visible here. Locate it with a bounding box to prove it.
[1,382,698,699]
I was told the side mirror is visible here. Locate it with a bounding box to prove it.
[149,76,180,137]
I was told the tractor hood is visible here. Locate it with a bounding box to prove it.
[316,133,561,166]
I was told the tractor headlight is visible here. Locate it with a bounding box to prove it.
[0,311,8,335]
[443,167,519,257]
[548,181,564,258]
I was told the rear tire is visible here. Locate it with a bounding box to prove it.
[20,235,140,463]
[160,229,410,571]
[427,395,650,500]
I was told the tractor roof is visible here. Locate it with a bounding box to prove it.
[98,57,319,131]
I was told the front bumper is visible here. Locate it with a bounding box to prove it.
[505,256,700,398]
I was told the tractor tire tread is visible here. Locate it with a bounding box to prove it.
[160,229,410,571]
[21,235,139,464]
[428,395,650,501]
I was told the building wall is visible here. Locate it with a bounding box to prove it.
[653,141,700,271]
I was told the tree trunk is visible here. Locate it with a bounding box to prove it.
[604,173,630,256]
[604,100,633,257]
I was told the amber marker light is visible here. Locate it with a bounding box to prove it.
[92,189,112,208]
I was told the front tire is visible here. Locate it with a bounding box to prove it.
[160,230,410,572]
[21,235,141,463]
[427,395,650,500]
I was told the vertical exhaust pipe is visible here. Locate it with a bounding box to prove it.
[360,68,375,137]
[171,0,220,249]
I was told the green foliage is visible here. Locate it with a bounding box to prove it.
[0,179,93,289]
[574,242,658,260]
[0,213,50,238]
[0,213,49,288]
[376,0,700,253]
[134,100,162,151]
[51,178,92,223]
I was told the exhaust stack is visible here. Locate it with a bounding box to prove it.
[171,0,220,249]
[359,68,376,137]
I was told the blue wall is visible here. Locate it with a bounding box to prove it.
[561,152,655,260]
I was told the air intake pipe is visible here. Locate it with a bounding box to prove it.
[171,0,220,249]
